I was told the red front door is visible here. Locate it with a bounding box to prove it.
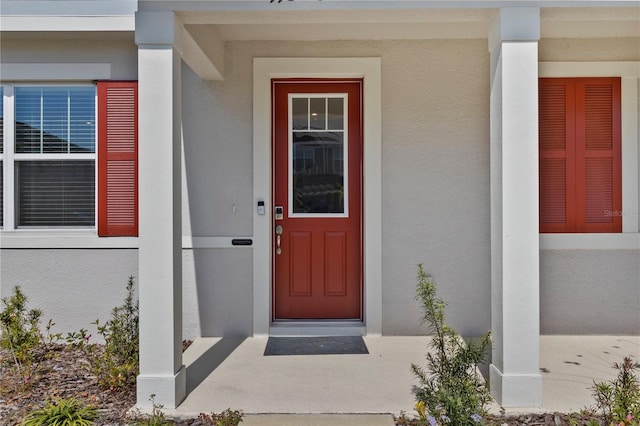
[273,80,362,319]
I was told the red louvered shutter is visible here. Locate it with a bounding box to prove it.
[539,77,621,234]
[97,82,138,236]
[539,79,576,233]
[575,78,621,233]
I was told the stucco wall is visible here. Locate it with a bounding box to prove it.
[0,38,138,80]
[540,250,640,334]
[181,39,493,337]
[1,35,638,339]
[539,37,640,62]
[182,248,253,338]
[379,40,492,336]
[0,37,141,338]
[539,37,640,335]
[0,249,138,341]
[184,37,639,337]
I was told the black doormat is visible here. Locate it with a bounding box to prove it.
[264,336,369,356]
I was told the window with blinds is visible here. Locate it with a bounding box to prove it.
[1,83,137,235]
[0,86,4,228]
[14,86,96,228]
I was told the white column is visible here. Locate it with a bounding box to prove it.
[135,11,185,409]
[488,7,542,407]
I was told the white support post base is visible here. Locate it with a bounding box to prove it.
[489,365,542,408]
[137,367,187,409]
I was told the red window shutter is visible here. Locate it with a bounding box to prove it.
[97,82,138,237]
[575,78,622,233]
[539,79,576,233]
[539,77,621,234]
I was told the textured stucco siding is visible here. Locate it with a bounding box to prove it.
[182,249,253,339]
[539,37,640,335]
[183,37,640,337]
[0,249,138,340]
[540,250,640,334]
[379,40,491,336]
[0,38,138,80]
[0,37,140,338]
[183,39,493,337]
[0,36,638,339]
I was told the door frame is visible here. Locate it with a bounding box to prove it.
[272,79,364,320]
[252,57,382,336]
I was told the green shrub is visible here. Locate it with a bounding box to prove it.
[411,265,492,426]
[93,276,139,388]
[21,398,97,426]
[0,286,42,366]
[591,356,640,426]
[67,276,139,389]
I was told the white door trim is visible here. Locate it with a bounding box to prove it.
[252,57,382,336]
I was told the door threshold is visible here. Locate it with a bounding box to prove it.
[269,321,365,337]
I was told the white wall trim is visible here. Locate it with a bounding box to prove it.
[0,16,135,32]
[538,61,640,78]
[540,233,640,250]
[0,233,138,249]
[181,236,253,249]
[0,234,256,249]
[252,57,382,337]
[539,61,640,237]
[0,63,112,82]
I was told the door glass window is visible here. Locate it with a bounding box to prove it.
[289,95,347,216]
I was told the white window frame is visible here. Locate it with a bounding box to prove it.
[1,83,98,231]
[0,63,137,248]
[539,61,640,250]
[288,93,349,218]
[1,86,6,229]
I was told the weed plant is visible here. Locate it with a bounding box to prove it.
[131,395,174,426]
[21,398,97,426]
[411,265,492,426]
[199,408,244,426]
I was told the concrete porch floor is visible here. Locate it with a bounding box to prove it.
[167,335,639,424]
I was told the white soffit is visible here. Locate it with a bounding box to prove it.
[178,7,639,41]
[216,22,490,41]
[541,7,640,38]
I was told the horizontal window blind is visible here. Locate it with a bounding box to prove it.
[1,87,3,228]
[0,162,3,228]
[17,160,95,227]
[0,87,4,154]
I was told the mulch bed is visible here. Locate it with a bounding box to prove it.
[1,344,605,425]
[1,344,136,425]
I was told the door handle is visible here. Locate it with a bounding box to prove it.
[275,225,283,255]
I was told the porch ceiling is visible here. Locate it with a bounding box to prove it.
[179,7,639,41]
[176,6,638,79]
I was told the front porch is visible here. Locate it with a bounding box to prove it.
[163,335,639,420]
[132,0,640,410]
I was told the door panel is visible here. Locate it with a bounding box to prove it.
[273,80,362,319]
